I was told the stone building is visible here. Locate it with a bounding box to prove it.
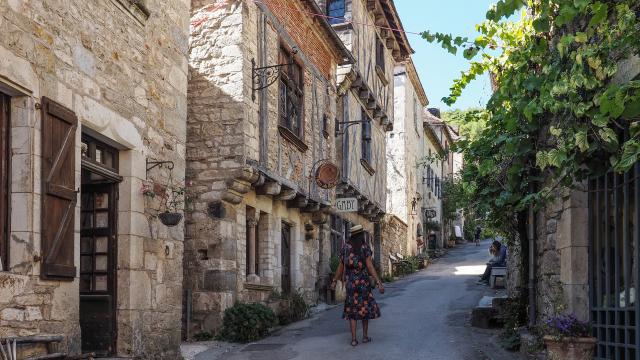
[0,0,189,358]
[325,0,413,273]
[420,109,446,249]
[380,59,428,274]
[185,0,353,335]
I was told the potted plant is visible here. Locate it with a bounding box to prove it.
[141,182,186,227]
[542,314,596,360]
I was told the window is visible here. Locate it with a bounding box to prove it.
[0,93,10,271]
[376,37,385,70]
[326,0,346,24]
[81,135,119,172]
[278,46,306,150]
[361,108,373,173]
[414,98,420,135]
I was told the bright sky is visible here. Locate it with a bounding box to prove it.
[395,0,496,111]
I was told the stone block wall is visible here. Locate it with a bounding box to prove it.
[0,0,189,358]
[534,189,589,323]
[380,215,408,276]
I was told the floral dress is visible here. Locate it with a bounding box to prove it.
[340,243,381,320]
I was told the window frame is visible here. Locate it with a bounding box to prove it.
[326,0,346,24]
[0,93,10,271]
[278,45,307,152]
[360,108,374,174]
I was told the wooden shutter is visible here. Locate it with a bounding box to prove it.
[41,97,78,280]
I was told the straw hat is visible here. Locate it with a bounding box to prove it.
[349,224,364,235]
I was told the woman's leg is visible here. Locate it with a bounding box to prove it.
[350,319,357,343]
[362,320,369,340]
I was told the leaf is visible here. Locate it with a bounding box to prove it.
[622,100,640,119]
[574,0,591,11]
[615,140,640,171]
[533,15,551,32]
[598,127,619,146]
[574,130,589,152]
[589,2,608,28]
[547,149,567,168]
[556,5,578,26]
[549,126,562,137]
[574,32,588,43]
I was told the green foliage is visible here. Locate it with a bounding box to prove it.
[217,303,277,343]
[500,298,528,351]
[382,273,394,283]
[277,290,310,325]
[193,331,213,342]
[329,255,340,274]
[421,0,640,234]
[405,256,421,273]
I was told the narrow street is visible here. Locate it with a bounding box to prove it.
[193,240,518,360]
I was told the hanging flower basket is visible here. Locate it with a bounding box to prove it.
[158,211,183,227]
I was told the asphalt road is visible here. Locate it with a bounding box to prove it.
[196,240,519,360]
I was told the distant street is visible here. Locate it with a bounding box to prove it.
[194,240,519,360]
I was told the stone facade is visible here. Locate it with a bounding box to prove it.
[385,60,428,258]
[380,215,408,276]
[185,0,352,336]
[420,110,445,249]
[0,0,189,358]
[331,0,412,270]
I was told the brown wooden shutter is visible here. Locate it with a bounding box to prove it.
[41,97,77,280]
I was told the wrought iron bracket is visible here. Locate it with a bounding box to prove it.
[251,50,297,100]
[335,119,371,136]
[146,158,175,175]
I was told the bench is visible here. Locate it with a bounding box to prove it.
[489,267,507,289]
[0,335,95,360]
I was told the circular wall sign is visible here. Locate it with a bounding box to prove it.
[315,161,340,189]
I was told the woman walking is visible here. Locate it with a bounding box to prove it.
[330,225,384,347]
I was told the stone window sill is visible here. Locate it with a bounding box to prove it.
[244,282,274,292]
[111,0,150,26]
[360,158,375,175]
[375,66,388,86]
[278,125,309,152]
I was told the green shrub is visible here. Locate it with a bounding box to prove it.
[329,255,340,273]
[278,290,309,325]
[382,273,394,283]
[193,331,213,341]
[217,302,277,343]
[405,256,420,273]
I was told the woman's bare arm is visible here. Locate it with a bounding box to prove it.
[365,256,384,293]
[330,261,344,290]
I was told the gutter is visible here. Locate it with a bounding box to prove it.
[528,182,537,327]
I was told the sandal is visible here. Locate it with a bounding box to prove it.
[362,336,372,343]
[351,339,358,347]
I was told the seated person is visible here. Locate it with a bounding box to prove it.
[477,240,507,285]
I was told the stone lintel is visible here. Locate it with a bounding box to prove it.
[276,188,297,201]
[256,180,282,196]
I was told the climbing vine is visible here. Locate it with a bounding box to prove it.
[422,0,640,230]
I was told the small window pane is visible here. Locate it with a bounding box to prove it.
[81,213,93,229]
[95,193,109,209]
[94,275,107,291]
[95,255,108,271]
[95,148,102,163]
[81,193,92,209]
[95,212,109,228]
[102,151,113,168]
[80,275,92,291]
[81,237,92,253]
[95,237,108,253]
[81,256,92,272]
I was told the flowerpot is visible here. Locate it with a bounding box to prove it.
[158,212,183,226]
[543,335,596,360]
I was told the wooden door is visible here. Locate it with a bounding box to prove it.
[80,182,117,356]
[281,223,291,295]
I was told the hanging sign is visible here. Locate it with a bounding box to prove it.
[315,161,340,189]
[336,198,358,213]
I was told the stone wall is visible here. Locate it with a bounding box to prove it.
[533,189,589,323]
[0,0,189,358]
[185,0,344,336]
[380,215,408,276]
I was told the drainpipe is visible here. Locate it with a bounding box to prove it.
[528,182,537,327]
